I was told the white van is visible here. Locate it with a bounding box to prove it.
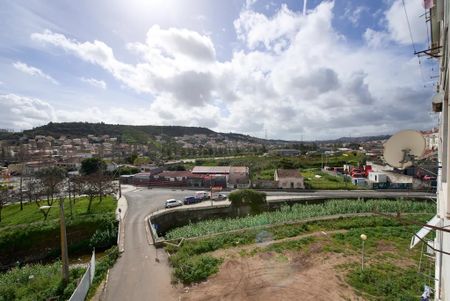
[195,191,209,200]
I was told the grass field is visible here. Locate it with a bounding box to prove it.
[302,168,357,190]
[0,196,116,228]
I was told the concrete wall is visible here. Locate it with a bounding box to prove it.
[278,178,304,189]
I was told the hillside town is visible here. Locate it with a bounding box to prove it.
[0,127,439,193]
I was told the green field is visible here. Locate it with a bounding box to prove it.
[165,199,435,239]
[302,168,357,189]
[0,196,116,228]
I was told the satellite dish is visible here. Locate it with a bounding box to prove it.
[383,130,426,169]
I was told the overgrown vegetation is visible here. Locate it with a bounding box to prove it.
[0,261,85,301]
[347,263,425,300]
[165,215,432,287]
[0,196,117,268]
[229,189,267,213]
[86,246,120,299]
[165,199,435,239]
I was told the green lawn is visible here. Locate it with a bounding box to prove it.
[302,168,358,190]
[0,196,116,228]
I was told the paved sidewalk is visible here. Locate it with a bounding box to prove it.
[115,185,135,252]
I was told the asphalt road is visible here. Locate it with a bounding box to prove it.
[105,188,188,301]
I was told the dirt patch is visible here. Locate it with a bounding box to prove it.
[179,251,363,301]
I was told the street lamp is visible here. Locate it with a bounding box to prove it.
[39,198,69,284]
[360,233,367,272]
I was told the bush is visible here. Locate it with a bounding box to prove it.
[89,219,118,249]
[173,255,222,284]
[229,189,267,213]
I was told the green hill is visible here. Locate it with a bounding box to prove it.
[2,122,216,143]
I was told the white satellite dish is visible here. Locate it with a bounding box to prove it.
[383,130,426,169]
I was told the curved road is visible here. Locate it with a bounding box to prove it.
[104,188,435,300]
[105,188,187,301]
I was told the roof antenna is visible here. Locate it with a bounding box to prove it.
[303,0,307,16]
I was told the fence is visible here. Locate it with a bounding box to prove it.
[68,250,96,301]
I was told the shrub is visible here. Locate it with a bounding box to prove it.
[173,255,222,284]
[89,219,118,249]
[229,189,267,213]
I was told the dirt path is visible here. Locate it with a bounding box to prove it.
[180,230,364,301]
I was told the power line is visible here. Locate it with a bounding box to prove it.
[401,0,428,87]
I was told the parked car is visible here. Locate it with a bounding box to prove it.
[218,193,228,200]
[165,199,183,208]
[195,191,209,200]
[183,196,198,205]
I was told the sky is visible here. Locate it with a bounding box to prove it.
[0,0,438,140]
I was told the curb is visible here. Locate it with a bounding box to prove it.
[116,191,130,253]
[144,215,153,245]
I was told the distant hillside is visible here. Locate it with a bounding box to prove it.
[330,135,390,143]
[0,122,215,143]
[0,122,391,145]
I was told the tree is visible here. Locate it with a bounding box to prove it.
[229,189,267,214]
[0,185,8,222]
[81,172,117,212]
[17,145,28,211]
[80,157,106,175]
[24,177,43,205]
[133,156,150,166]
[166,164,186,171]
[35,167,66,206]
[93,173,117,204]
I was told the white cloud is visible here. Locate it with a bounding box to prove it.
[385,0,427,45]
[344,6,368,26]
[28,1,435,140]
[365,0,428,47]
[245,0,258,9]
[13,61,58,84]
[234,4,302,51]
[80,77,107,89]
[0,94,56,130]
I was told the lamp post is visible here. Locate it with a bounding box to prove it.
[360,233,367,272]
[39,198,69,284]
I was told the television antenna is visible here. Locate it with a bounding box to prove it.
[383,130,426,169]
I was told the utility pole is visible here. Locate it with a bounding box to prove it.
[59,197,69,284]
